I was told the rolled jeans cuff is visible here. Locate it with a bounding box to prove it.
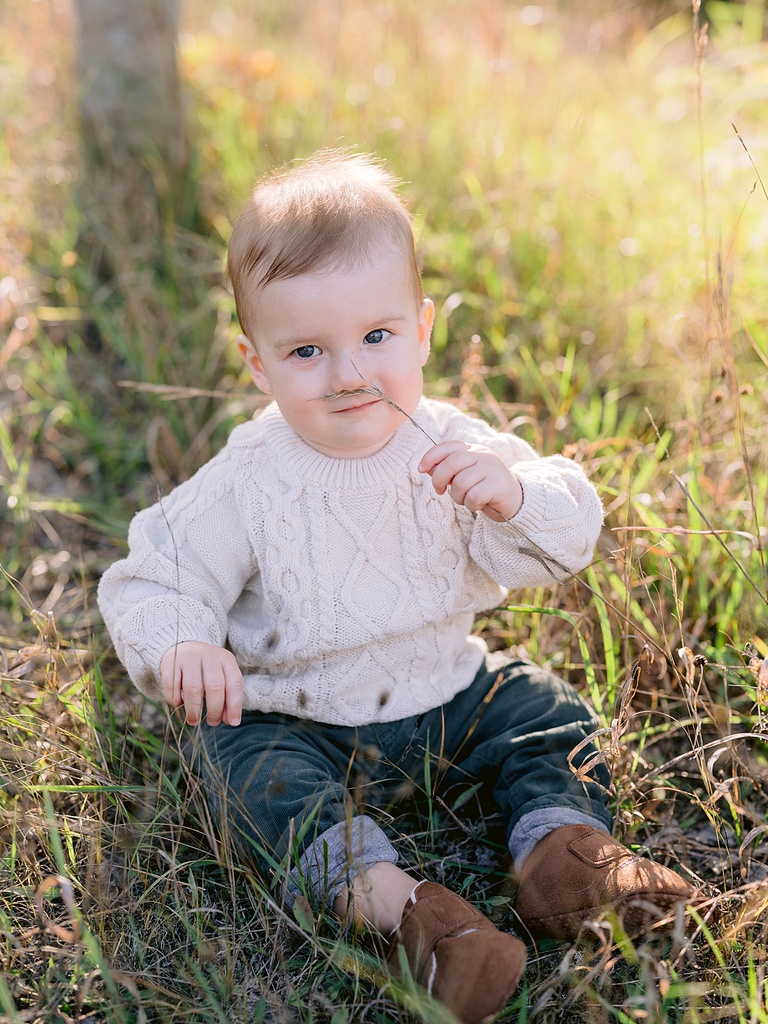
[509,806,611,874]
[285,815,399,909]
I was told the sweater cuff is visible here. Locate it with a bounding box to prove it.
[503,474,550,534]
[117,601,226,695]
[509,478,525,517]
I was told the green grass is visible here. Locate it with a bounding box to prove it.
[2,0,768,1021]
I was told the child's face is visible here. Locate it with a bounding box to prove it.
[238,246,434,458]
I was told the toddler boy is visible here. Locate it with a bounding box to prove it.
[98,150,694,1023]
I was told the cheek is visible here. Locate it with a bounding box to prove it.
[396,367,424,410]
[275,367,321,404]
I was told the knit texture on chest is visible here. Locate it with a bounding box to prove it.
[224,405,498,722]
[98,397,603,726]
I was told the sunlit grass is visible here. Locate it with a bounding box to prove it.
[2,0,768,1020]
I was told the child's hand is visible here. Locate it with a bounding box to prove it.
[418,441,524,522]
[160,642,243,727]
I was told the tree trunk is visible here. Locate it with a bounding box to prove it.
[74,0,194,270]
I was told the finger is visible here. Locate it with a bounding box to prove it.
[456,477,498,513]
[161,649,184,708]
[428,451,478,495]
[203,663,227,727]
[417,440,469,475]
[457,471,522,520]
[181,665,204,726]
[448,466,489,508]
[222,663,244,727]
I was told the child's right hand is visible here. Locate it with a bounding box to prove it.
[160,642,243,727]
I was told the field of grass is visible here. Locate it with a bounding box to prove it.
[2,0,768,1021]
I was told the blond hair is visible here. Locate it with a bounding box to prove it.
[228,149,422,337]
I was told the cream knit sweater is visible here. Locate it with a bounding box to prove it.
[98,397,603,725]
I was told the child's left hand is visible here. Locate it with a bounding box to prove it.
[418,441,524,522]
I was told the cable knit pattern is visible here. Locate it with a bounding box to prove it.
[98,397,603,725]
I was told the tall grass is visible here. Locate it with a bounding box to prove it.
[2,0,768,1021]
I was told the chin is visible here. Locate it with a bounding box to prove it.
[337,432,395,458]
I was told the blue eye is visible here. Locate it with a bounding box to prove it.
[294,345,319,359]
[364,329,388,345]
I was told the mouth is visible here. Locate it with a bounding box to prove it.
[312,379,438,448]
[332,397,381,414]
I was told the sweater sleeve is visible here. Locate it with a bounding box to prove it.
[434,406,603,589]
[97,446,259,699]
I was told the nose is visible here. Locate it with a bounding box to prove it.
[329,350,367,392]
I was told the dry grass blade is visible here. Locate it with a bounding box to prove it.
[349,377,684,665]
[747,645,768,705]
[342,371,579,584]
[35,874,81,944]
[731,123,768,204]
[118,380,240,400]
[77,969,148,1024]
[672,471,767,607]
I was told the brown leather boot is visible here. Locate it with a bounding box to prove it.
[386,881,526,1024]
[515,824,696,941]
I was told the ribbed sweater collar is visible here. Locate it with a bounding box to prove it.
[233,399,435,489]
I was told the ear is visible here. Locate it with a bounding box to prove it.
[237,334,272,394]
[418,298,435,367]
